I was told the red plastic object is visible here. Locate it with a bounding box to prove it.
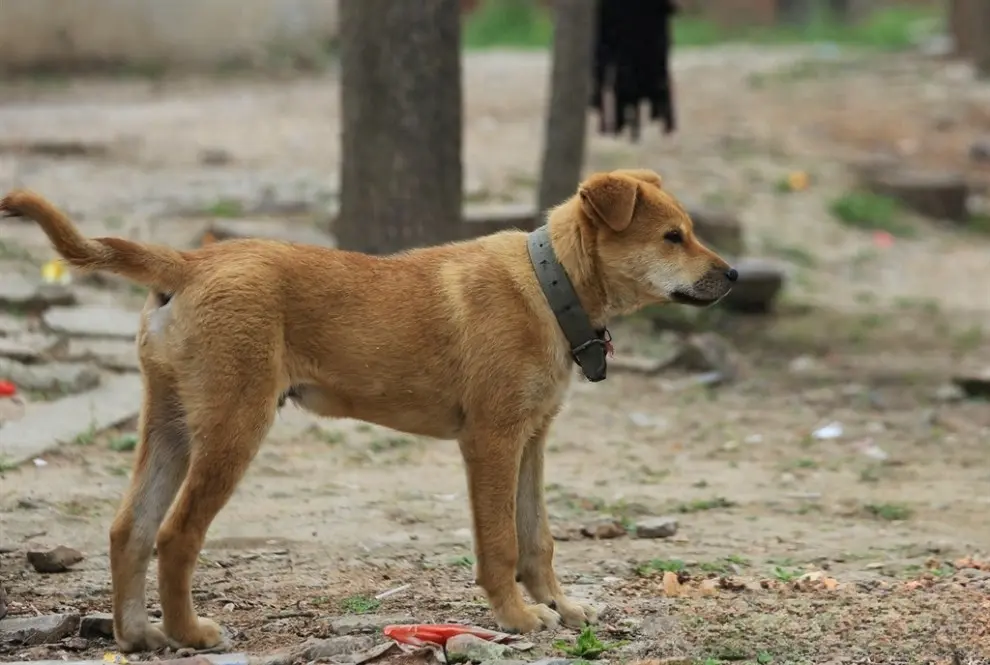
[383,623,506,647]
[0,380,16,397]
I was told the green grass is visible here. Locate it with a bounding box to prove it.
[462,2,936,51]
[829,191,915,237]
[340,594,381,614]
[554,626,624,660]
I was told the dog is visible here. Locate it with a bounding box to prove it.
[0,168,736,652]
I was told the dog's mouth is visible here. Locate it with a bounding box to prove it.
[670,291,721,308]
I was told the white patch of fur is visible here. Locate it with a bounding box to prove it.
[146,298,174,337]
[645,259,685,298]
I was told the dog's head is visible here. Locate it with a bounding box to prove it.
[577,168,737,312]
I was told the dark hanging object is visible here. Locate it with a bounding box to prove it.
[590,0,678,142]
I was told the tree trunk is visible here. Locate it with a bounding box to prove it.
[536,0,596,214]
[972,0,990,77]
[337,0,463,254]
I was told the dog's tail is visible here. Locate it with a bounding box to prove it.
[1,189,189,293]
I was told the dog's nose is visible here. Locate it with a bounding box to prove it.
[725,268,739,282]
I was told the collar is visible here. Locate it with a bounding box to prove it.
[526,225,611,382]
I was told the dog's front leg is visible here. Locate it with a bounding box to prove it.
[515,418,598,628]
[459,432,561,633]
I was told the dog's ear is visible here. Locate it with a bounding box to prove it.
[611,168,663,190]
[579,173,639,232]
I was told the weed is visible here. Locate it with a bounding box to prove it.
[757,651,775,664]
[109,432,139,452]
[635,558,685,577]
[554,626,623,660]
[74,425,97,446]
[203,199,243,218]
[0,455,17,475]
[865,502,912,521]
[340,595,381,614]
[676,496,737,513]
[829,191,914,237]
[448,554,475,567]
[772,566,800,582]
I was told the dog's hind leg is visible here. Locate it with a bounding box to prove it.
[154,376,278,650]
[109,375,190,653]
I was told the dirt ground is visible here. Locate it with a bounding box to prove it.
[2,45,990,665]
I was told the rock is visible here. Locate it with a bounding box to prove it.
[199,148,234,166]
[0,313,28,337]
[0,584,7,621]
[63,635,90,650]
[671,332,740,380]
[953,369,990,399]
[78,612,114,639]
[480,660,528,665]
[861,167,969,222]
[0,359,100,395]
[934,383,965,402]
[446,633,512,664]
[0,334,65,363]
[580,518,627,540]
[65,338,140,372]
[0,374,141,466]
[463,203,539,239]
[27,545,84,573]
[0,274,76,312]
[970,137,990,164]
[298,635,375,660]
[530,659,577,665]
[634,516,679,539]
[0,613,80,645]
[685,206,745,256]
[200,219,337,249]
[330,613,415,635]
[720,257,785,313]
[43,305,140,339]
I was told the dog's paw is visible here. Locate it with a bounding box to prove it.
[555,597,598,629]
[166,617,227,651]
[496,603,561,634]
[116,622,169,653]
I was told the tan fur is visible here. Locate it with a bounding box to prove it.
[0,169,734,652]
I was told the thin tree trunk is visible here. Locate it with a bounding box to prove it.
[537,0,596,214]
[337,0,463,254]
[972,0,990,77]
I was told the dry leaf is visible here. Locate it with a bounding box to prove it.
[662,571,682,597]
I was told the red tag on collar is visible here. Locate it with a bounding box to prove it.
[602,329,614,358]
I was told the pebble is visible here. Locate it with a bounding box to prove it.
[26,545,85,573]
[0,274,76,311]
[298,635,375,660]
[0,613,80,645]
[0,359,100,395]
[633,516,679,539]
[446,634,512,664]
[42,305,140,339]
[580,518,627,540]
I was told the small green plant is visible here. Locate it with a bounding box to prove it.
[73,425,98,446]
[448,554,475,567]
[203,199,243,218]
[757,651,775,664]
[340,595,380,614]
[676,496,737,513]
[865,502,912,521]
[772,566,800,582]
[554,626,623,660]
[635,558,685,577]
[109,433,139,452]
[829,191,914,237]
[0,455,17,475]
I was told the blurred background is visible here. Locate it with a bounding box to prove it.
[1,1,990,663]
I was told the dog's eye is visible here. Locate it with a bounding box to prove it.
[664,229,683,244]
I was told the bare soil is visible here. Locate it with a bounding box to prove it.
[2,45,990,665]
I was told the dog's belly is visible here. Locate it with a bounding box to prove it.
[287,384,463,440]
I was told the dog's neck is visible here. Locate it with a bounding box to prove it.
[544,202,611,327]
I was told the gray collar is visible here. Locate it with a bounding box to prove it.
[527,225,611,382]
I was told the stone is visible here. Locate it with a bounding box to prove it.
[0,359,100,395]
[0,584,6,621]
[0,374,142,466]
[0,313,27,337]
[0,334,65,363]
[607,354,671,376]
[0,613,80,645]
[530,660,577,665]
[0,397,27,425]
[720,258,785,313]
[42,306,139,339]
[580,518,627,540]
[0,274,76,312]
[479,660,528,665]
[861,168,969,222]
[671,332,741,380]
[953,369,990,399]
[78,612,114,639]
[199,148,234,166]
[634,516,679,539]
[330,613,415,635]
[969,137,990,164]
[200,219,337,249]
[463,203,539,239]
[446,634,512,664]
[65,338,140,372]
[685,206,745,256]
[297,635,375,660]
[26,545,84,573]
